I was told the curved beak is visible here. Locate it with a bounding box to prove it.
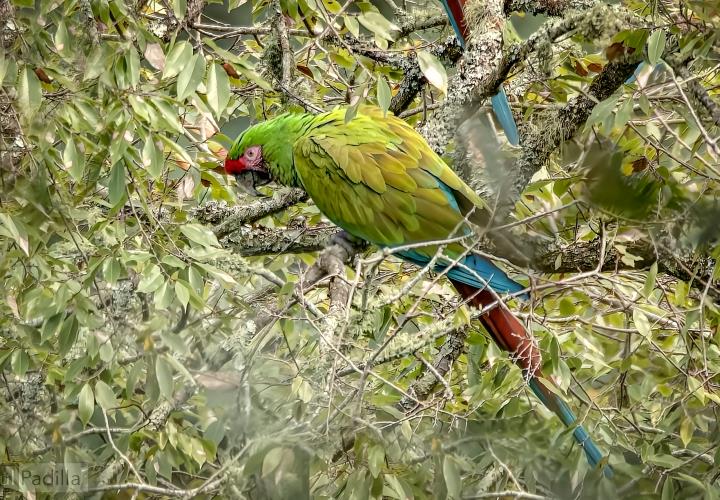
[234,171,270,197]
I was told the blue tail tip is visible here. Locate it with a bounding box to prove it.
[490,89,520,146]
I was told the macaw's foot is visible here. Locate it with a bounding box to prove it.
[329,230,366,260]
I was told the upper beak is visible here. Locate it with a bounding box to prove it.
[234,171,267,197]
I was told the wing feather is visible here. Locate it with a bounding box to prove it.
[293,106,488,247]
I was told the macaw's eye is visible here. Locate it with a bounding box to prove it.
[245,147,260,160]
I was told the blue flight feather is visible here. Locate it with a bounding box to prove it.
[397,249,526,297]
[529,379,613,476]
[491,89,520,146]
[391,174,526,296]
[625,62,645,84]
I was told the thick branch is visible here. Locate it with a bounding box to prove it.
[397,327,468,412]
[666,57,720,127]
[419,0,506,154]
[221,224,340,256]
[507,56,640,204]
[530,235,718,299]
[215,218,717,299]
[390,39,463,114]
[272,0,294,91]
[504,0,598,17]
[192,188,307,238]
[486,4,640,107]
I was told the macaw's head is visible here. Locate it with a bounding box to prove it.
[224,131,273,197]
[224,114,309,196]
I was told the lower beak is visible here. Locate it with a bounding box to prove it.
[234,171,267,197]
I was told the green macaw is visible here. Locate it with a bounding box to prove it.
[224,105,611,474]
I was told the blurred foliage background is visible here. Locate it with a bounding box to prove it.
[0,0,719,497]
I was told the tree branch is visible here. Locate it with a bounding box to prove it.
[666,56,720,127]
[272,0,294,92]
[504,0,597,17]
[192,188,307,238]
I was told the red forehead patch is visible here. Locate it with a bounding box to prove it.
[224,157,246,175]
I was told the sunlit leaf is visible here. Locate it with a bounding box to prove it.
[180,224,221,248]
[376,77,391,116]
[416,50,448,95]
[94,380,118,410]
[177,54,205,101]
[78,383,94,425]
[156,355,175,399]
[358,11,399,41]
[108,161,126,206]
[0,213,29,255]
[647,30,666,65]
[163,41,193,80]
[17,66,41,117]
[206,63,231,119]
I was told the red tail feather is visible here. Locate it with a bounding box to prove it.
[451,280,541,375]
[444,0,470,40]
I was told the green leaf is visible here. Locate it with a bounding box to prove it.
[0,213,30,255]
[137,265,165,293]
[202,38,247,66]
[18,66,42,117]
[367,445,384,478]
[642,261,658,298]
[614,97,634,129]
[126,49,140,88]
[163,41,193,80]
[648,30,667,66]
[63,138,85,182]
[58,314,79,357]
[54,20,70,56]
[345,15,360,37]
[639,93,651,116]
[108,161,126,206]
[633,308,652,337]
[142,137,163,179]
[0,51,9,84]
[180,223,221,248]
[206,63,231,119]
[416,50,448,95]
[661,478,674,500]
[154,281,174,309]
[78,383,94,425]
[172,0,187,19]
[152,97,184,133]
[11,350,29,377]
[94,380,118,410]
[674,280,688,305]
[376,77,391,116]
[549,335,560,372]
[177,54,205,101]
[558,298,576,316]
[357,11,399,41]
[228,0,248,9]
[156,355,175,400]
[345,100,360,123]
[675,472,706,491]
[585,94,620,132]
[679,417,694,446]
[175,280,190,308]
[443,456,461,499]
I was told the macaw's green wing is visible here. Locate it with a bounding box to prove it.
[293,107,487,247]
